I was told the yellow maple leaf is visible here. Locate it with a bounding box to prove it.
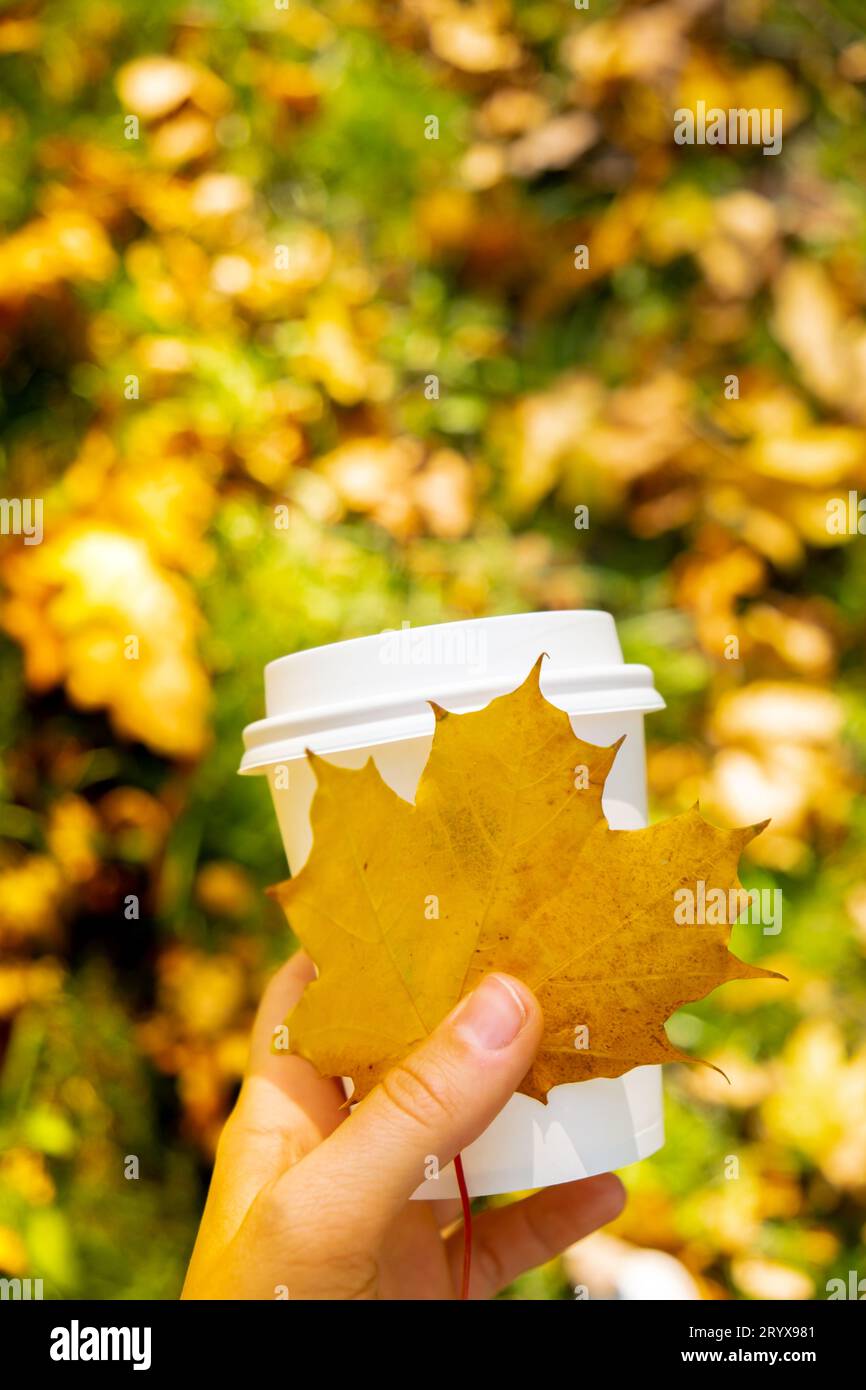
[272,658,780,1102]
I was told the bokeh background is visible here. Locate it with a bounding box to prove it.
[1,0,866,1301]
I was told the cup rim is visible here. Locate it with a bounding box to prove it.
[261,608,616,677]
[240,610,664,774]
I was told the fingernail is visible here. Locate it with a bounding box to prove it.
[453,975,528,1051]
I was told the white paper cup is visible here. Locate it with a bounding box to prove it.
[240,611,667,1198]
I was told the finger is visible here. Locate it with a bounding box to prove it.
[291,974,542,1238]
[195,953,343,1261]
[445,1173,626,1299]
[236,950,344,1150]
[378,1205,454,1300]
[433,1199,463,1230]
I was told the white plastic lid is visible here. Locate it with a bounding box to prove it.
[239,610,664,774]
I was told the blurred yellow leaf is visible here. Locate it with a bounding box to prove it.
[731,1258,813,1301]
[3,523,210,758]
[763,1020,866,1189]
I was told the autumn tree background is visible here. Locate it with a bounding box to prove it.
[1,0,866,1300]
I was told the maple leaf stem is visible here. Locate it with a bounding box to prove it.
[454,1152,472,1301]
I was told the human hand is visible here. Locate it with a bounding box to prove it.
[182,951,626,1300]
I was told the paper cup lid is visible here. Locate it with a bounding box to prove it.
[239,610,664,773]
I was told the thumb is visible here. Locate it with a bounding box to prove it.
[299,974,542,1231]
